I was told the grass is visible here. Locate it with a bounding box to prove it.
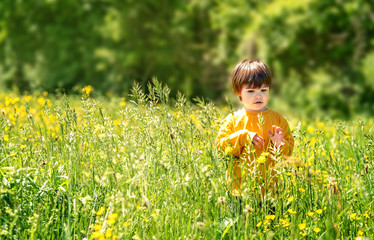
[0,80,373,239]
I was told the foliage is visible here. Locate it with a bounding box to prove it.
[0,83,373,239]
[0,1,373,117]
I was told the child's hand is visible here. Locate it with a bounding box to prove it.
[252,134,265,148]
[267,125,285,148]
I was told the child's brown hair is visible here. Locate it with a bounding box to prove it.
[231,59,272,96]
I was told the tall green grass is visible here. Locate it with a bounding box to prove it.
[0,80,373,239]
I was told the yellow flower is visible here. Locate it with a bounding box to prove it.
[300,231,307,236]
[256,152,270,164]
[256,222,262,227]
[315,209,323,215]
[298,188,305,193]
[105,228,112,238]
[96,206,105,215]
[92,231,103,239]
[113,120,121,126]
[287,196,294,202]
[94,224,102,231]
[3,135,9,142]
[298,223,306,230]
[279,218,287,225]
[262,152,270,157]
[265,215,275,221]
[108,213,118,220]
[350,213,357,219]
[256,155,267,164]
[307,126,314,133]
[358,230,364,236]
[123,222,131,227]
[225,146,234,155]
[82,85,93,95]
[107,218,116,225]
[120,101,126,107]
[287,209,297,215]
[37,97,46,106]
[314,227,321,233]
[307,212,315,217]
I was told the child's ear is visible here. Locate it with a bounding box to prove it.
[236,90,242,101]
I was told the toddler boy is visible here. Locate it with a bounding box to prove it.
[216,59,294,196]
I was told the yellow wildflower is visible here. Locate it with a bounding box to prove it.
[256,222,262,227]
[105,228,112,238]
[92,231,103,239]
[265,215,275,221]
[314,227,321,233]
[315,209,323,215]
[298,223,306,230]
[124,222,131,227]
[94,224,102,231]
[37,97,46,106]
[287,209,297,215]
[307,212,314,217]
[307,126,314,133]
[358,230,364,236]
[3,135,9,142]
[96,206,105,215]
[108,213,118,220]
[287,196,294,202]
[225,146,234,155]
[107,218,116,225]
[256,152,270,164]
[256,155,267,164]
[82,85,93,95]
[350,213,357,220]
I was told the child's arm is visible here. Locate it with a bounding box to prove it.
[215,115,257,156]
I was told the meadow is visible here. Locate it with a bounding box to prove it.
[0,81,373,240]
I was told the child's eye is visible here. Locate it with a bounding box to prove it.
[247,90,254,93]
[261,89,268,92]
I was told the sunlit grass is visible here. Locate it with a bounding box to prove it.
[0,80,373,239]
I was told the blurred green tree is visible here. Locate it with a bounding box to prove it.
[0,0,373,116]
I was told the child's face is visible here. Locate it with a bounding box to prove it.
[239,84,269,112]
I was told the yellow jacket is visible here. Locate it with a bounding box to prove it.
[216,108,294,196]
